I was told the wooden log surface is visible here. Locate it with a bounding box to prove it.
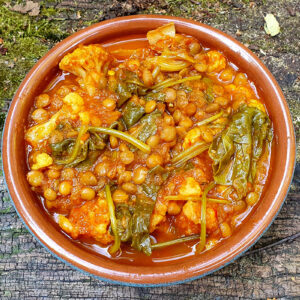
[0,0,299,299]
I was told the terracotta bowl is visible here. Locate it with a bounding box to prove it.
[2,15,295,286]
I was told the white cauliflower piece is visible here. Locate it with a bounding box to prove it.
[58,198,113,244]
[25,111,61,146]
[58,215,76,235]
[183,127,201,149]
[206,50,226,73]
[182,201,201,224]
[147,23,176,45]
[59,44,110,96]
[183,202,218,230]
[179,177,202,196]
[78,111,90,125]
[32,153,53,170]
[63,92,84,114]
[26,92,87,146]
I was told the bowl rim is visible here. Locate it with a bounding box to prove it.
[2,14,296,286]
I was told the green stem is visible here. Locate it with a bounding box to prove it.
[197,182,216,253]
[88,127,151,153]
[55,125,88,165]
[151,75,202,91]
[197,111,224,127]
[150,78,175,90]
[164,195,230,204]
[172,142,209,166]
[151,234,199,250]
[105,185,121,255]
[126,79,145,87]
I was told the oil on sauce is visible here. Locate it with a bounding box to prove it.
[38,35,272,267]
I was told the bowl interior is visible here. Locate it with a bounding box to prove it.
[2,15,295,285]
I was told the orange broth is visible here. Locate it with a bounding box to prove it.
[25,29,272,266]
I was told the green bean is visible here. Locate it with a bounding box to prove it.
[88,127,151,153]
[105,185,121,255]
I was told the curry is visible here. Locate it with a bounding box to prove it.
[25,23,272,263]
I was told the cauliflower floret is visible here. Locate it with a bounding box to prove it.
[26,92,89,146]
[183,127,201,149]
[147,23,176,45]
[183,202,218,231]
[78,111,90,124]
[150,177,202,232]
[183,124,222,149]
[58,198,113,244]
[206,50,226,73]
[150,200,168,232]
[25,111,61,146]
[59,45,110,96]
[206,207,218,232]
[179,177,202,196]
[63,92,84,114]
[32,153,53,170]
[58,215,76,236]
[183,201,201,224]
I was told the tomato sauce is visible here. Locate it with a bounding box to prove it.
[25,24,272,266]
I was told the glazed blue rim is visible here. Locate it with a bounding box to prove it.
[1,15,296,287]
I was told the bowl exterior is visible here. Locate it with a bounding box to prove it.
[2,15,296,286]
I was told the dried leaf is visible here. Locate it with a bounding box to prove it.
[9,1,40,17]
[0,45,8,56]
[264,14,280,37]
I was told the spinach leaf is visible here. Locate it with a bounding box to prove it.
[250,109,273,181]
[174,161,194,172]
[208,105,272,199]
[76,150,102,171]
[110,119,126,131]
[116,70,147,107]
[51,137,101,170]
[144,92,165,102]
[115,196,156,256]
[88,133,106,150]
[142,165,169,199]
[123,100,145,128]
[142,181,161,200]
[202,77,214,103]
[115,204,133,242]
[50,138,75,157]
[137,110,161,142]
[116,82,133,107]
[131,194,156,256]
[66,140,89,168]
[90,120,126,147]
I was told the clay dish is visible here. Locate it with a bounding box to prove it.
[2,15,295,286]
